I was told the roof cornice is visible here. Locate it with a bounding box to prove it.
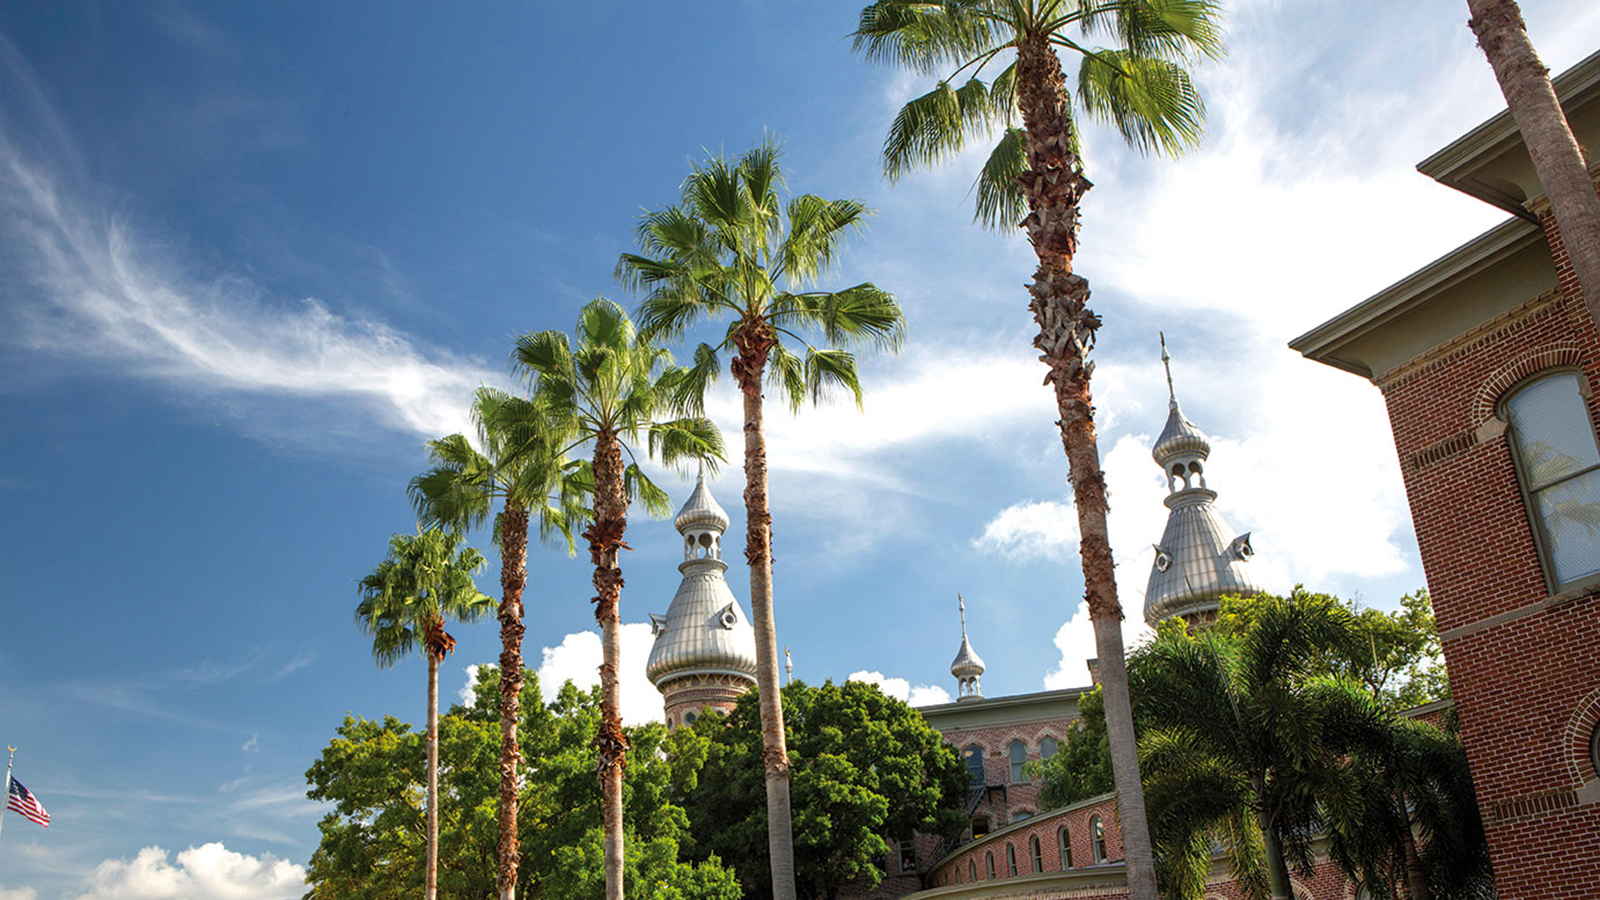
[1289,216,1544,378]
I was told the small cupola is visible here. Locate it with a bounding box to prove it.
[950,595,986,701]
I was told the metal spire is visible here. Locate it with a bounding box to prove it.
[958,593,967,638]
[1160,332,1176,406]
[785,646,792,684]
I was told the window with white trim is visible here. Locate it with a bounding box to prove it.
[1090,815,1107,863]
[1008,739,1027,783]
[1504,371,1600,591]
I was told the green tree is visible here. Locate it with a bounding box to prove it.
[1467,0,1600,321]
[514,297,724,900]
[849,7,1225,897]
[355,527,494,900]
[1215,590,1450,711]
[1027,685,1113,809]
[618,137,906,900]
[410,389,583,900]
[681,680,967,900]
[305,668,743,900]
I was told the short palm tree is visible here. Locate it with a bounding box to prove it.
[617,138,905,900]
[1130,596,1364,900]
[356,526,494,900]
[513,297,724,900]
[852,5,1224,896]
[1468,0,1600,320]
[410,389,583,900]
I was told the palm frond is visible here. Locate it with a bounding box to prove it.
[623,463,674,519]
[853,0,1001,76]
[648,417,726,476]
[771,285,906,352]
[1080,0,1225,63]
[780,195,870,285]
[974,126,1029,229]
[883,75,1014,181]
[1075,49,1206,156]
[767,342,808,413]
[805,348,865,409]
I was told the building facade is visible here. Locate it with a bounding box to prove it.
[1292,50,1600,900]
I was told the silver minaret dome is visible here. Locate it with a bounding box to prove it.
[1144,337,1263,626]
[950,595,985,701]
[646,472,758,690]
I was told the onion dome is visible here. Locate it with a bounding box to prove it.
[1144,336,1263,626]
[950,595,986,701]
[646,473,758,690]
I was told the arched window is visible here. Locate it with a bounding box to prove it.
[1006,843,1017,876]
[1090,816,1107,863]
[1503,371,1600,591]
[1040,735,1058,759]
[1590,720,1600,777]
[968,859,976,882]
[1058,826,1072,868]
[986,851,995,880]
[964,744,986,787]
[1030,835,1043,872]
[955,867,961,884]
[1009,739,1027,783]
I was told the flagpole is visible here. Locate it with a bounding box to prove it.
[0,746,14,842]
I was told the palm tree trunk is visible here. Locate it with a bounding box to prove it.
[497,504,530,900]
[1468,0,1600,321]
[1249,779,1293,900]
[1394,782,1429,900]
[732,322,798,900]
[1013,32,1158,900]
[588,431,630,900]
[426,650,440,900]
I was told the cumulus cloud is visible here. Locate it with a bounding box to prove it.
[971,499,1077,562]
[1,146,497,445]
[847,670,952,707]
[69,843,305,900]
[0,887,38,900]
[535,624,664,726]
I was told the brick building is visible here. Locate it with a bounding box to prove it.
[1292,50,1600,900]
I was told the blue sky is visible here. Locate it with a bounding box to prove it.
[1,1,1596,897]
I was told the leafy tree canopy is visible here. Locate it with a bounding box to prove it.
[679,679,968,900]
[304,668,740,900]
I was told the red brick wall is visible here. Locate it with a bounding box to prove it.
[935,717,1074,830]
[1373,207,1600,900]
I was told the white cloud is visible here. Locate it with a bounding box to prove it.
[240,735,258,754]
[1042,601,1154,692]
[0,887,38,900]
[535,624,664,726]
[459,663,484,705]
[70,844,305,900]
[971,499,1077,562]
[846,670,952,707]
[1,148,496,444]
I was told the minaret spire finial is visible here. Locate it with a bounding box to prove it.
[1160,332,1176,406]
[958,593,967,638]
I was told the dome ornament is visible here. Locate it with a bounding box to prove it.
[950,594,986,701]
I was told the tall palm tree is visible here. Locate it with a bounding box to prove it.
[1467,0,1600,321]
[410,389,582,900]
[356,526,494,900]
[513,297,724,900]
[1130,597,1364,900]
[617,138,905,900]
[851,5,1223,897]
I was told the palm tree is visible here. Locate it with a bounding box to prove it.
[410,389,582,900]
[1130,596,1365,900]
[617,138,905,900]
[513,297,724,900]
[1467,0,1600,322]
[356,526,494,900]
[851,5,1223,897]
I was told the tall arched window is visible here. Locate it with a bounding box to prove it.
[1040,735,1058,759]
[968,859,976,882]
[1008,739,1027,783]
[1503,371,1600,590]
[1006,843,1017,876]
[1058,826,1072,868]
[964,744,986,787]
[985,851,996,880]
[1030,835,1043,872]
[1090,816,1107,863]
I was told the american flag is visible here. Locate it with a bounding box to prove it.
[7,777,50,828]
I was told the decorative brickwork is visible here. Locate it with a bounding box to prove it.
[1366,205,1600,900]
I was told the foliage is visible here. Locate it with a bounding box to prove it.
[851,0,1225,228]
[1027,684,1114,808]
[1216,589,1450,711]
[679,680,968,900]
[356,527,493,668]
[618,137,905,412]
[304,668,741,900]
